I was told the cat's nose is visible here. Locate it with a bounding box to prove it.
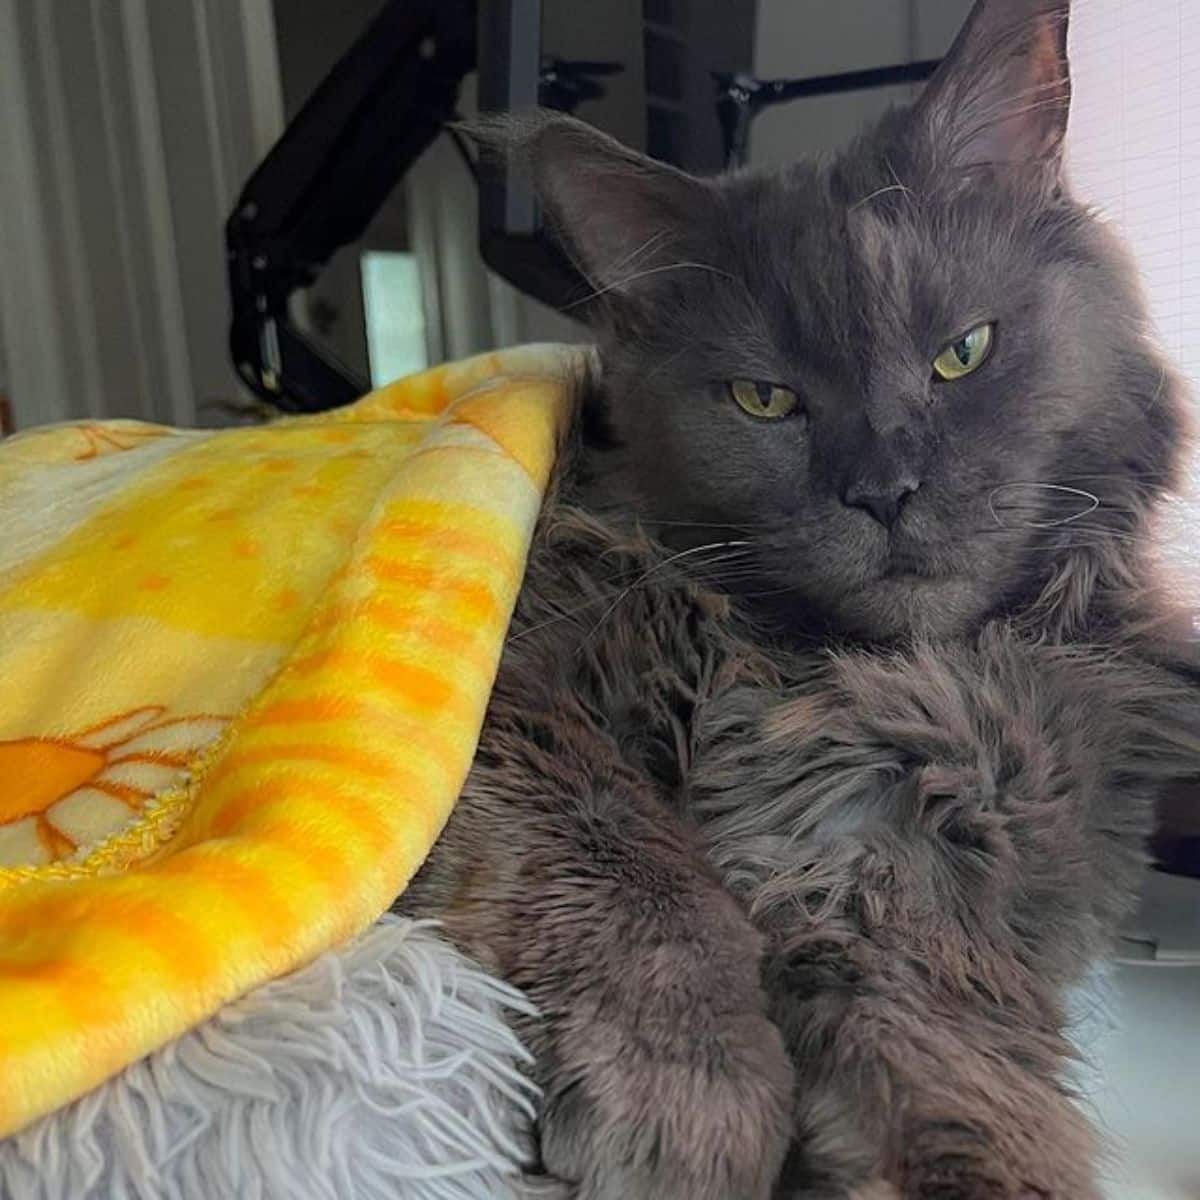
[841,478,920,529]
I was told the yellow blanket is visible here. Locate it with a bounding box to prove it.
[0,344,578,1137]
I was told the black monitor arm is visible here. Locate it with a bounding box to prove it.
[225,0,938,415]
[226,0,476,413]
[714,59,941,168]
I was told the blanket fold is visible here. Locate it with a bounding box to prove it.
[0,345,578,1136]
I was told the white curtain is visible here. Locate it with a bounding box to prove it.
[0,0,284,431]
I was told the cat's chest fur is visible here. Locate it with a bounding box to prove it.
[495,499,1139,942]
[498,503,842,824]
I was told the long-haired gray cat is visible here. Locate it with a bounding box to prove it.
[403,1,1200,1195]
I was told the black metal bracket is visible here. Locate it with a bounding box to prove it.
[715,59,941,168]
[226,0,475,413]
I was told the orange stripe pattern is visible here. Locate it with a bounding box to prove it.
[0,345,581,1136]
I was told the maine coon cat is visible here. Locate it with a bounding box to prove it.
[402,1,1200,1196]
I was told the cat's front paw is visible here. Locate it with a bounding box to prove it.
[537,1009,793,1200]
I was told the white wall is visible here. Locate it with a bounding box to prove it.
[1067,0,1200,398]
[1087,963,1200,1200]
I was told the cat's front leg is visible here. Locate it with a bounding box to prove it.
[692,630,1200,1199]
[404,716,793,1200]
[769,966,1099,1200]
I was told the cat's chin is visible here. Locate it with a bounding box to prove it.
[768,575,984,643]
[839,574,985,641]
[740,574,986,644]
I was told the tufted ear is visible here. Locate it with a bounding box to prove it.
[468,112,714,302]
[912,0,1071,173]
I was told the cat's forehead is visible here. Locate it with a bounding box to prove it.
[699,168,1052,391]
[737,163,1030,332]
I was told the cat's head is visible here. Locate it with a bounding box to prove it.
[494,0,1187,641]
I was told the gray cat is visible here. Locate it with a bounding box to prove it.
[402,1,1200,1196]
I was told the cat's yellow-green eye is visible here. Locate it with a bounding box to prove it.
[729,379,799,420]
[932,323,995,381]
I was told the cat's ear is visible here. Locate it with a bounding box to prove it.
[467,112,711,300]
[912,0,1071,173]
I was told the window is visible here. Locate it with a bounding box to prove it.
[1068,2,1200,394]
[361,251,428,387]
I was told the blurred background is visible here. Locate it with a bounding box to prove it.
[0,3,1196,1195]
[1,3,1195,429]
[0,0,1000,429]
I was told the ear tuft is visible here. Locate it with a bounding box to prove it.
[461,111,712,303]
[913,0,1071,174]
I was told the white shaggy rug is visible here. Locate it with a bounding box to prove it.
[0,918,547,1200]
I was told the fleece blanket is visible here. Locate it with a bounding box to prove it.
[0,344,578,1137]
[0,918,549,1200]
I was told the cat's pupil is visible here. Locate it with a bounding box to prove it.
[954,338,972,366]
[755,382,772,407]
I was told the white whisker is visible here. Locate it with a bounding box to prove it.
[579,541,752,645]
[851,183,914,212]
[564,261,735,309]
[988,483,1101,530]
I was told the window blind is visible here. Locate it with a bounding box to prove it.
[1068,1,1200,394]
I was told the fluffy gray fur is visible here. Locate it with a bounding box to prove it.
[0,919,545,1200]
[405,1,1200,1197]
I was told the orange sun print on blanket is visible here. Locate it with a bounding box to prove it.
[0,707,227,867]
[71,424,169,461]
